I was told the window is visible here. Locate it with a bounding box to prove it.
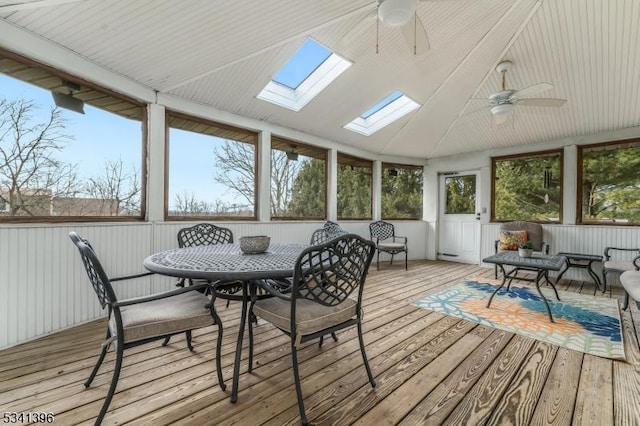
[578,139,640,224]
[492,150,562,223]
[257,38,352,111]
[271,136,327,219]
[0,50,146,222]
[344,91,420,136]
[381,163,423,219]
[445,175,476,214]
[337,153,372,220]
[166,111,257,219]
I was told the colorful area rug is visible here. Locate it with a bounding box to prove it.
[413,278,625,360]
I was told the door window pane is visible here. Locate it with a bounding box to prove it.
[445,175,476,214]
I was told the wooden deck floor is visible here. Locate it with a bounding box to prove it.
[1,261,640,425]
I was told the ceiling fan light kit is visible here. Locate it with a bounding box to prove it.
[378,0,417,27]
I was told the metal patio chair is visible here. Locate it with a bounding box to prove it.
[603,247,640,291]
[247,234,376,425]
[69,232,225,425]
[369,220,408,270]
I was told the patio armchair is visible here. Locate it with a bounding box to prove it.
[247,234,376,425]
[310,220,347,245]
[494,221,549,279]
[369,220,408,270]
[165,223,241,345]
[603,247,640,291]
[69,232,225,425]
[620,270,640,310]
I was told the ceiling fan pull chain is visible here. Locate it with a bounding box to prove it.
[376,6,380,54]
[414,12,417,55]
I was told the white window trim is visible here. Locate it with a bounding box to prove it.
[257,54,352,112]
[344,95,421,136]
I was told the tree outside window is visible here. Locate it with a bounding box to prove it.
[381,163,423,219]
[0,53,145,221]
[578,140,640,224]
[492,150,562,223]
[166,112,257,219]
[337,153,372,220]
[271,136,326,219]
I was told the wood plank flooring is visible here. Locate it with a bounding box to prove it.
[1,261,639,425]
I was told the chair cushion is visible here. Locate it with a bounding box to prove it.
[499,221,544,251]
[621,271,640,301]
[110,291,213,343]
[253,297,357,337]
[604,261,637,273]
[378,242,406,250]
[498,230,528,251]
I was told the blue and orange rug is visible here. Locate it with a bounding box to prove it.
[413,278,625,360]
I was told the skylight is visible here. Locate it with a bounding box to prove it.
[272,39,332,90]
[344,91,421,136]
[257,38,352,112]
[360,90,403,119]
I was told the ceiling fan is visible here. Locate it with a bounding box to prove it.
[341,0,453,55]
[471,60,567,126]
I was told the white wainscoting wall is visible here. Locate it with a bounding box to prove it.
[0,220,428,350]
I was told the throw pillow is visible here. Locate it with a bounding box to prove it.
[498,230,528,251]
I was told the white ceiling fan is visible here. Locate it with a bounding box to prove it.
[471,60,567,126]
[341,0,454,55]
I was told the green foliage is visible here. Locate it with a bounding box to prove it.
[581,146,640,223]
[381,167,423,218]
[337,164,372,218]
[286,158,325,217]
[445,175,476,214]
[519,240,533,249]
[494,155,561,222]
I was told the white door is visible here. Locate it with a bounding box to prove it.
[438,171,481,264]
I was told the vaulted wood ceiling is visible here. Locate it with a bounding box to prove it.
[1,0,639,159]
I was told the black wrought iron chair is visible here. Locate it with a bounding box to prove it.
[247,234,376,425]
[369,220,408,270]
[164,223,241,345]
[69,232,225,425]
[603,247,640,291]
[310,220,347,245]
[494,221,550,279]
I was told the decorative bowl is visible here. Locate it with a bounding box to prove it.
[239,236,270,254]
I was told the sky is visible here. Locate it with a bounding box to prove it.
[0,73,237,209]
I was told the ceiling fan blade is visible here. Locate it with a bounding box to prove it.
[0,0,87,11]
[338,9,377,51]
[400,14,430,54]
[510,82,554,100]
[517,98,567,107]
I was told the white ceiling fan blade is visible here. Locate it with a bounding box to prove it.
[517,98,567,107]
[0,0,87,11]
[511,82,554,100]
[400,14,430,54]
[338,9,377,52]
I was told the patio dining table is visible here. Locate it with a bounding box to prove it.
[143,242,307,402]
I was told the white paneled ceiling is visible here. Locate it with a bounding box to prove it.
[1,0,639,159]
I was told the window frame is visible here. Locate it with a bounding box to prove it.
[164,110,259,221]
[491,148,564,223]
[577,138,640,226]
[270,136,328,221]
[336,152,373,221]
[381,162,423,220]
[0,48,148,223]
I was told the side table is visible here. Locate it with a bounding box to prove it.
[555,252,603,292]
